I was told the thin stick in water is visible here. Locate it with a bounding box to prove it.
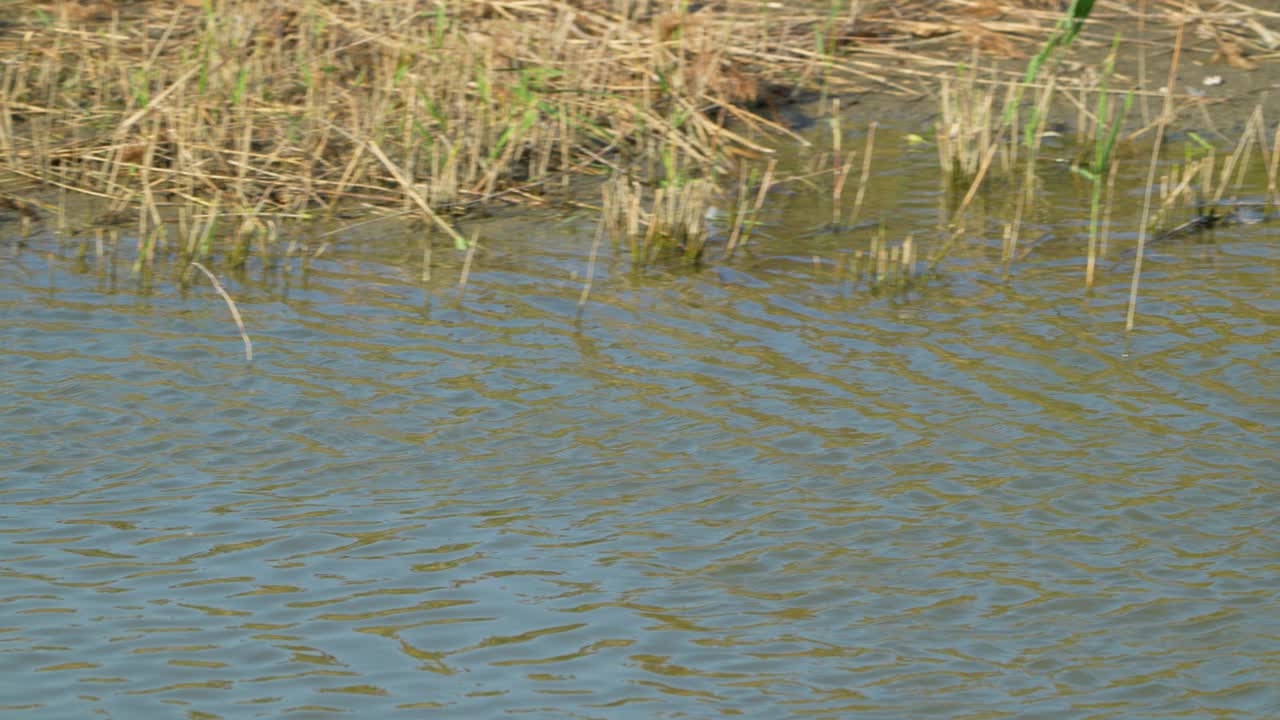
[367,139,468,250]
[849,122,877,226]
[458,233,478,294]
[190,261,253,363]
[579,222,604,307]
[1269,122,1280,212]
[1128,22,1184,332]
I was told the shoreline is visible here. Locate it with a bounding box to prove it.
[1,1,1278,269]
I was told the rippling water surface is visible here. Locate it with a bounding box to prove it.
[2,146,1277,719]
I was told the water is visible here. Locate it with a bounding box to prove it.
[2,146,1277,718]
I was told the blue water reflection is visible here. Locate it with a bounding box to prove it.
[1,186,1276,719]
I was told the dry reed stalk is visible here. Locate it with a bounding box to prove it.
[1161,159,1203,221]
[727,162,752,250]
[1137,0,1152,127]
[0,65,16,165]
[1128,22,1185,333]
[928,139,1000,272]
[726,158,775,256]
[1211,110,1259,205]
[1004,192,1025,265]
[1099,156,1120,256]
[189,260,253,363]
[1200,153,1216,204]
[831,145,856,226]
[660,179,715,261]
[1005,77,1055,266]
[848,122,877,228]
[458,233,479,295]
[953,142,1000,224]
[579,221,605,307]
[867,232,881,286]
[829,99,851,225]
[185,199,219,261]
[367,139,467,249]
[1269,121,1280,211]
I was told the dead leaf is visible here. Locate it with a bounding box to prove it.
[1210,38,1257,71]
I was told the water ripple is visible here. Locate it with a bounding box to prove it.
[2,184,1277,719]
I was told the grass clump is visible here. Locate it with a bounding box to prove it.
[0,0,858,264]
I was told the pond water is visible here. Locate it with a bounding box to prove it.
[1,137,1277,719]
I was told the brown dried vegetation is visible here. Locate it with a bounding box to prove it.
[0,0,1276,274]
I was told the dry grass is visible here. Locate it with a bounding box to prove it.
[1,0,1276,281]
[0,1,870,253]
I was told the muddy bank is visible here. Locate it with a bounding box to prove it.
[830,12,1280,139]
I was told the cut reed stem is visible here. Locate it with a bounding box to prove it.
[1128,22,1185,332]
[189,261,253,363]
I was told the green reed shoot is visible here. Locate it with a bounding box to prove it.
[1002,0,1095,145]
[1074,37,1132,288]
